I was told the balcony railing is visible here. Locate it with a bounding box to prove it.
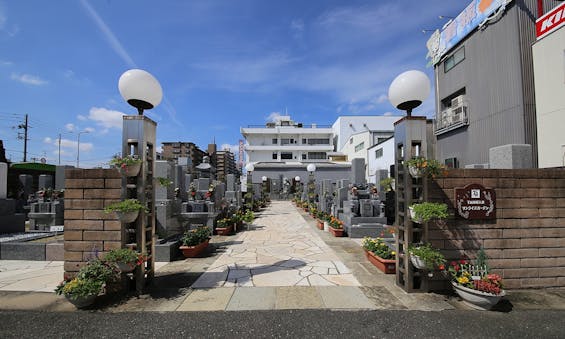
[434,106,469,135]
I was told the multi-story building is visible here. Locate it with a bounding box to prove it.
[427,0,562,168]
[213,149,238,182]
[332,116,401,153]
[161,141,205,173]
[241,116,334,163]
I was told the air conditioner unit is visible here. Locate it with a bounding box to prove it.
[452,106,467,123]
[451,95,465,108]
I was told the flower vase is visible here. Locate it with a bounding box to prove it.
[452,282,505,310]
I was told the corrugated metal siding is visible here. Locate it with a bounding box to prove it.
[435,0,549,167]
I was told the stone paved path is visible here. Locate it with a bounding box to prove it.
[191,201,359,289]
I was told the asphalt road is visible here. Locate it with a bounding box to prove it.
[1,309,564,338]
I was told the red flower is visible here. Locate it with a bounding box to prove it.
[454,264,460,272]
[450,261,457,267]
[191,191,196,196]
[459,259,467,265]
[121,163,127,169]
[438,264,445,270]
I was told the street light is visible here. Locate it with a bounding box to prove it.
[76,130,89,168]
[58,131,73,165]
[388,70,431,116]
[118,69,163,115]
[306,164,316,203]
[244,163,255,208]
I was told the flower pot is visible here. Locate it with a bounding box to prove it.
[180,240,209,258]
[116,210,139,223]
[452,282,505,310]
[120,163,141,177]
[116,261,135,273]
[65,294,97,309]
[329,227,344,237]
[410,255,427,270]
[408,207,422,224]
[216,225,233,236]
[364,250,396,274]
[317,220,324,230]
[408,165,423,178]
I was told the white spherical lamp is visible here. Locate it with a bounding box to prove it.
[295,176,301,182]
[307,164,316,172]
[262,176,267,182]
[388,70,430,116]
[245,163,254,172]
[118,69,163,114]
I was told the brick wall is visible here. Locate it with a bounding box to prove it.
[429,168,565,289]
[64,169,122,278]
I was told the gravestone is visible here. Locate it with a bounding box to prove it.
[197,178,210,191]
[350,158,366,184]
[19,174,33,201]
[38,175,53,190]
[55,166,69,190]
[0,163,25,233]
[0,163,6,199]
[175,165,187,201]
[489,144,533,169]
[226,174,235,191]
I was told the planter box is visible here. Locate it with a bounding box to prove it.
[452,282,505,310]
[179,240,209,258]
[216,225,233,236]
[317,220,324,230]
[329,227,344,237]
[364,250,396,274]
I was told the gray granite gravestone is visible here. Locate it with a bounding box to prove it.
[38,175,53,190]
[489,144,533,169]
[19,174,33,200]
[0,162,6,199]
[350,158,366,184]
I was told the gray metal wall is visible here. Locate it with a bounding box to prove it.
[435,0,553,167]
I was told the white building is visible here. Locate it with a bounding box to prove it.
[332,115,402,152]
[367,136,395,184]
[532,2,565,168]
[241,115,334,164]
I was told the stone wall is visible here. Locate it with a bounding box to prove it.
[63,169,122,278]
[429,168,565,289]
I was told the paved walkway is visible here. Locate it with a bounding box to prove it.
[2,201,565,312]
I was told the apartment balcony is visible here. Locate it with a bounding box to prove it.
[241,126,333,135]
[244,145,334,151]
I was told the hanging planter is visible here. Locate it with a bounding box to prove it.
[116,210,139,223]
[408,165,423,178]
[410,255,427,270]
[110,155,142,177]
[122,163,141,177]
[104,199,147,223]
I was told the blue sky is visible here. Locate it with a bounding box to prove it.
[0,0,467,168]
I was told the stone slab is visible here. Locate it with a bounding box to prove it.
[317,286,376,309]
[45,243,64,261]
[489,144,533,169]
[226,287,276,311]
[177,287,235,311]
[0,163,6,199]
[1,242,45,260]
[275,286,324,309]
[155,240,181,262]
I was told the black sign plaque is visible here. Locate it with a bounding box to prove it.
[455,183,496,220]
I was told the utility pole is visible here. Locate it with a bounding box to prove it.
[17,114,29,162]
[58,133,62,165]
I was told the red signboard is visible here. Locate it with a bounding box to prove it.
[455,183,496,220]
[536,2,565,39]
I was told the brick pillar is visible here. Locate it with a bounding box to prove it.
[63,169,122,278]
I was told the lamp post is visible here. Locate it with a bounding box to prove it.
[261,175,268,201]
[245,163,254,209]
[295,175,301,198]
[307,164,316,203]
[118,69,163,115]
[76,130,89,168]
[388,70,431,116]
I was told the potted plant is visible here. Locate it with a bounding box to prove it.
[104,248,145,273]
[361,237,396,274]
[110,154,142,177]
[316,211,326,230]
[408,243,446,271]
[405,157,446,179]
[328,216,344,237]
[156,177,173,187]
[180,227,212,258]
[104,199,147,223]
[216,217,233,236]
[55,258,119,308]
[409,202,448,223]
[447,253,505,310]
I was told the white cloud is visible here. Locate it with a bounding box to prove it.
[43,137,52,144]
[376,94,388,104]
[45,137,93,152]
[77,115,87,121]
[220,143,239,154]
[84,127,95,133]
[11,73,48,86]
[86,107,125,129]
[383,111,394,116]
[266,112,284,122]
[65,123,75,132]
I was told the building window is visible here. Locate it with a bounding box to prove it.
[272,152,277,160]
[308,152,327,159]
[377,137,388,144]
[354,142,365,152]
[349,138,353,144]
[281,152,293,159]
[302,138,307,144]
[444,47,465,73]
[375,148,383,158]
[272,138,277,144]
[281,138,295,145]
[306,138,330,145]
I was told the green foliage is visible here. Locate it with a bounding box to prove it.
[410,202,448,222]
[104,199,147,213]
[181,227,211,246]
[328,216,343,229]
[104,248,139,264]
[476,247,490,271]
[55,277,104,299]
[361,237,395,260]
[405,157,446,178]
[408,243,446,270]
[156,177,173,187]
[217,217,231,228]
[243,210,254,223]
[77,258,120,283]
[379,177,394,191]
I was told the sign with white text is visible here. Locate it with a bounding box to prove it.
[536,2,565,40]
[455,183,496,219]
